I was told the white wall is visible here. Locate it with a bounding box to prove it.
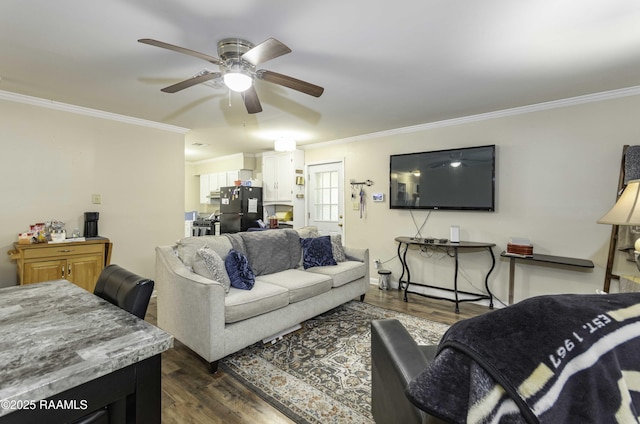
[304,94,640,305]
[0,99,185,287]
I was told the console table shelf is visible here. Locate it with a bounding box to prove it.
[500,251,594,304]
[395,237,496,313]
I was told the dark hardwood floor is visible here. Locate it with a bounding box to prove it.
[146,284,491,423]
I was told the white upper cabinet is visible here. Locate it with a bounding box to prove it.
[262,150,304,203]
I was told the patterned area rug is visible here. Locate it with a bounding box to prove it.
[220,301,449,423]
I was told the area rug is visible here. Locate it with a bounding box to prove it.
[220,301,449,423]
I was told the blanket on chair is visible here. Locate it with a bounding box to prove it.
[407,293,640,423]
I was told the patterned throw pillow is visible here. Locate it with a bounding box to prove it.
[300,236,338,269]
[330,234,347,262]
[224,249,255,290]
[194,245,232,293]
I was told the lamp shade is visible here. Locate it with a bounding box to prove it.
[598,179,640,225]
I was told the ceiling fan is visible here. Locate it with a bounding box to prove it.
[138,37,324,114]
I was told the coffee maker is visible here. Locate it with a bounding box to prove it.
[84,212,99,238]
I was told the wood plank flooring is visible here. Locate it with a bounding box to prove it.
[145,284,491,423]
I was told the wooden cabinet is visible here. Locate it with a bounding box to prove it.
[10,238,111,292]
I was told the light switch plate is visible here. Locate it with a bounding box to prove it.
[92,194,102,204]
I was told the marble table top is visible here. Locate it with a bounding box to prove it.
[0,280,173,417]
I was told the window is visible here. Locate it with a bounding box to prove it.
[314,171,339,221]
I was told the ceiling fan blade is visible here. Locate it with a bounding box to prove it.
[242,85,263,114]
[161,72,220,93]
[258,70,324,97]
[241,38,291,66]
[138,38,222,65]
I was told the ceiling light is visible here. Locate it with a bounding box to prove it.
[274,138,296,152]
[450,161,462,168]
[223,69,252,92]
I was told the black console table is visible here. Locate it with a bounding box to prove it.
[395,237,495,313]
[500,252,594,304]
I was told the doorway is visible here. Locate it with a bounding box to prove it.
[307,161,344,238]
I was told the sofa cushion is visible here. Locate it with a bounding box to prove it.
[192,245,231,293]
[176,236,233,267]
[295,226,319,238]
[283,229,303,268]
[301,236,337,269]
[305,260,367,288]
[224,283,290,323]
[239,230,298,275]
[225,249,255,290]
[256,269,333,303]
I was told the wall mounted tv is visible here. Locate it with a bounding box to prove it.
[389,144,495,211]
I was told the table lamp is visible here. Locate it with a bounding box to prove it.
[598,179,640,269]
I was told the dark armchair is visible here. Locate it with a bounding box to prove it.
[372,293,640,424]
[371,319,446,424]
[94,264,154,319]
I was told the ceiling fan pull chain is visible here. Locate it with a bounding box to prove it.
[228,89,232,107]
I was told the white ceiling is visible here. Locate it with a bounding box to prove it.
[2,0,640,161]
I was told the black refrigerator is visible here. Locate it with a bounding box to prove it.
[219,186,263,233]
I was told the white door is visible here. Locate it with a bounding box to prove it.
[307,161,344,237]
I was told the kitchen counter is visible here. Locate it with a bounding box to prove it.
[0,279,173,423]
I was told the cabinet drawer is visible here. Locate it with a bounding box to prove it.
[23,243,104,260]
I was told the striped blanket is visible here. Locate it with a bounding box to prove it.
[406,293,640,423]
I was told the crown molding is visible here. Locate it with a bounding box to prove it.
[302,85,640,150]
[189,152,257,166]
[0,90,190,134]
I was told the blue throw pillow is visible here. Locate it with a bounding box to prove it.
[300,236,337,269]
[224,249,255,290]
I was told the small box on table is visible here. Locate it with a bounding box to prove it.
[507,237,533,257]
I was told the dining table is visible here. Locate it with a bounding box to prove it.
[0,279,173,424]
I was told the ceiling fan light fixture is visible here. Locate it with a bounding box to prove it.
[223,70,252,92]
[450,161,462,168]
[274,138,296,152]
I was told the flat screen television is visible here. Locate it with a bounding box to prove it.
[389,144,495,211]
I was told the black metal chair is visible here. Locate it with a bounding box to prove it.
[94,264,154,319]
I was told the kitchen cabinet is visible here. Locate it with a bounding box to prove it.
[9,238,112,292]
[262,150,304,202]
[200,170,253,203]
[199,174,211,204]
[226,169,252,186]
[262,150,305,228]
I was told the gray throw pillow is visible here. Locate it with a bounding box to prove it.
[239,231,292,276]
[330,234,347,262]
[193,245,231,294]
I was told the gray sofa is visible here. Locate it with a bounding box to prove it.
[155,227,369,372]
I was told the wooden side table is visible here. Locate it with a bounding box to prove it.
[9,238,112,292]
